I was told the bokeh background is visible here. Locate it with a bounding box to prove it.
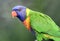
[0,0,60,41]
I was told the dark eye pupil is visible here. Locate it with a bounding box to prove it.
[18,9,21,11]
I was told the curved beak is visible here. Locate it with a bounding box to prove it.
[11,11,17,18]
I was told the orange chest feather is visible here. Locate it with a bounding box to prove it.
[23,16,31,30]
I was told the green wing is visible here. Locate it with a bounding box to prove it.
[30,10,60,37]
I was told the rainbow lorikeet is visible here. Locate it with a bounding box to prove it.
[11,5,60,41]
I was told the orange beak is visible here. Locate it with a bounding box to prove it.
[11,11,17,18]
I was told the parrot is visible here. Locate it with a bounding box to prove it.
[11,5,60,41]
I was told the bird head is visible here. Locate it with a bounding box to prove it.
[12,5,31,30]
[12,5,27,22]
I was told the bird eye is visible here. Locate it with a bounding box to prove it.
[18,8,21,11]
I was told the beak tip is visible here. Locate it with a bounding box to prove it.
[11,11,17,18]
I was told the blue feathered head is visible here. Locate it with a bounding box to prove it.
[12,5,26,21]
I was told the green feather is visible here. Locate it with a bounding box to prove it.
[27,9,60,41]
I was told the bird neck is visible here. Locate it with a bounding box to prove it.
[22,8,31,30]
[26,8,30,17]
[23,16,31,30]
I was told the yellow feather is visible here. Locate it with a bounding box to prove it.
[43,34,53,38]
[26,8,30,16]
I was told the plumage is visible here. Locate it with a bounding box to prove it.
[29,10,60,37]
[28,10,60,41]
[12,5,60,41]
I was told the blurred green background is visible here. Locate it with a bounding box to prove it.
[0,0,60,41]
